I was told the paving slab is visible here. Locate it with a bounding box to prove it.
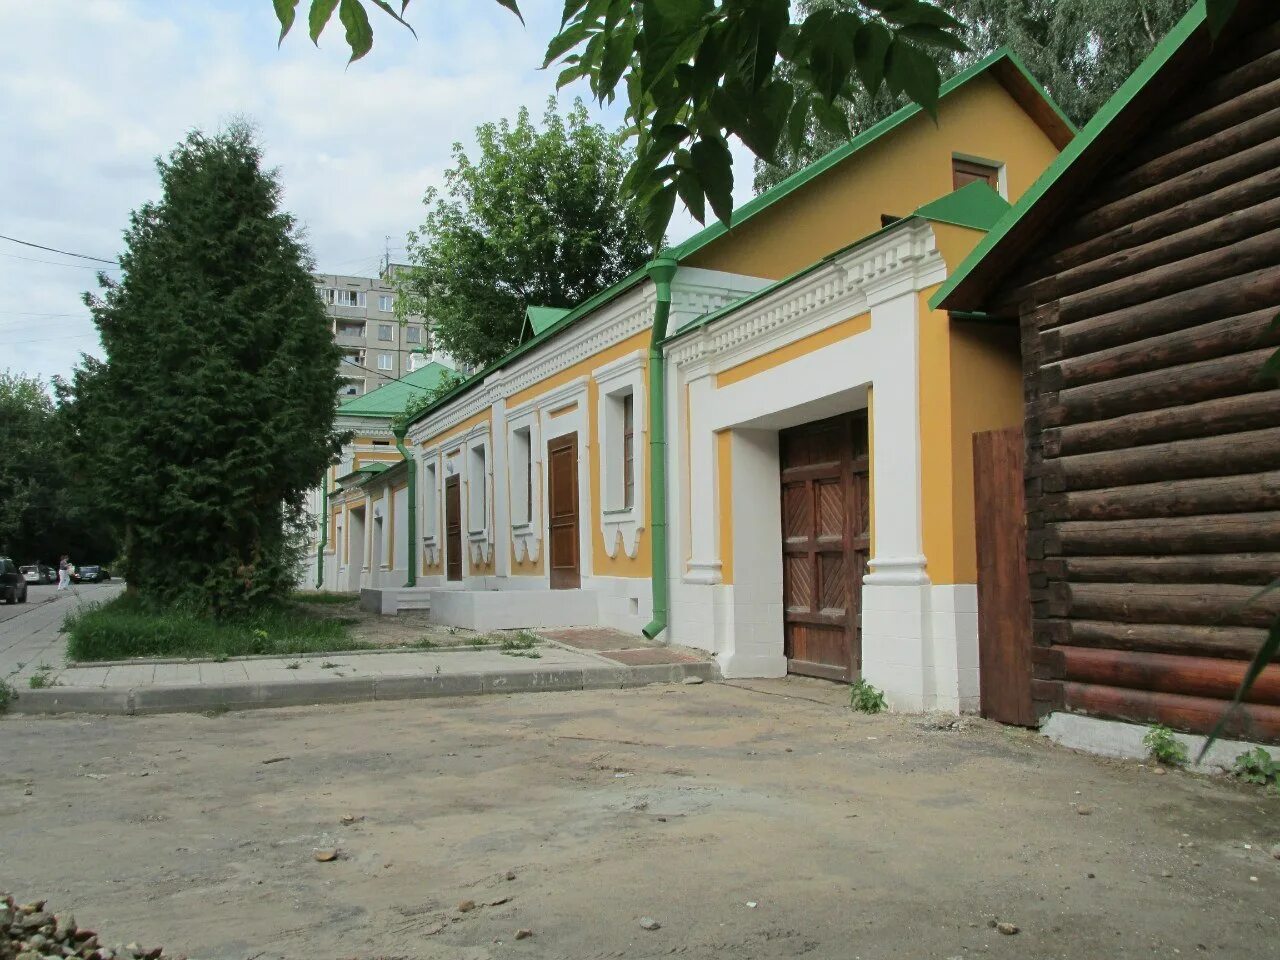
[9,640,718,716]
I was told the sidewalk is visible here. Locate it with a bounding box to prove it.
[0,582,121,684]
[9,636,715,716]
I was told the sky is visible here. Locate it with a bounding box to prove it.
[0,0,755,386]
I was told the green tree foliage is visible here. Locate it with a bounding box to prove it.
[395,99,649,370]
[73,123,343,613]
[754,0,1197,192]
[276,0,1244,242]
[0,371,116,565]
[0,372,58,558]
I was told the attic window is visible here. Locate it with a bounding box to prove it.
[880,214,903,228]
[952,157,1000,191]
[372,440,390,446]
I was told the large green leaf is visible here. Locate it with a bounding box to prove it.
[690,135,734,225]
[308,0,340,44]
[885,34,940,116]
[272,0,300,44]
[852,20,892,96]
[493,0,524,24]
[338,0,374,62]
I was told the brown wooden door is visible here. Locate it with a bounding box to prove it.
[445,474,462,582]
[780,412,870,682]
[973,427,1035,726]
[547,433,581,590]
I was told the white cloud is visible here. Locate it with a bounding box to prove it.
[0,0,759,385]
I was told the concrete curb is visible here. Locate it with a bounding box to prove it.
[6,661,718,716]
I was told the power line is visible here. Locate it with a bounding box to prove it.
[0,234,118,265]
[0,251,120,270]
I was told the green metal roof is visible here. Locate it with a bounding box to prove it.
[336,461,391,485]
[931,1,1211,311]
[913,181,1011,231]
[525,305,571,338]
[400,49,1073,431]
[337,360,456,419]
[671,48,1074,262]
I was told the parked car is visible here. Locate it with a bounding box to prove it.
[1,557,29,604]
[20,564,55,584]
[72,563,106,584]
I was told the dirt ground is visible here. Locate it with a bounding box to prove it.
[303,597,497,649]
[2,678,1278,960]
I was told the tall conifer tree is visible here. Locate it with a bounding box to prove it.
[78,123,342,612]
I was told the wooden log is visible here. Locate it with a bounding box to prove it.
[1047,352,1277,429]
[1007,197,1280,310]
[1046,511,1280,555]
[1050,268,1280,358]
[1055,619,1273,661]
[1062,135,1280,247]
[1061,681,1280,742]
[994,167,1280,305]
[1046,471,1280,522]
[1056,227,1280,325]
[1055,646,1280,705]
[1049,390,1280,457]
[1050,309,1279,390]
[1092,81,1280,205]
[1049,427,1280,490]
[1161,44,1280,130]
[1046,553,1280,586]
[1048,581,1280,628]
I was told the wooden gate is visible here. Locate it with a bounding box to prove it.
[973,427,1035,725]
[445,474,462,582]
[780,411,870,682]
[547,433,581,590]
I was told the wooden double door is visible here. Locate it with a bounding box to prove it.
[547,433,581,589]
[780,411,871,682]
[445,475,462,582]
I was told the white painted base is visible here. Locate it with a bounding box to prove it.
[429,588,601,632]
[359,586,434,615]
[1041,712,1268,775]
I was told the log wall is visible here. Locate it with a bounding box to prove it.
[1008,19,1280,742]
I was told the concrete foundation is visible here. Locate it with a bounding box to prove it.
[428,588,601,632]
[1040,711,1269,774]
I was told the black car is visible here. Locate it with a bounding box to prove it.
[72,564,106,584]
[1,557,29,604]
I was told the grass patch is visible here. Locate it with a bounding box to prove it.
[290,590,359,605]
[65,593,372,662]
[849,678,887,714]
[0,679,15,712]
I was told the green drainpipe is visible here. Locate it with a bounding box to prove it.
[642,256,678,640]
[392,423,417,588]
[315,482,328,590]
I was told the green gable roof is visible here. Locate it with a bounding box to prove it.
[670,48,1074,263]
[932,1,1213,311]
[525,305,570,338]
[337,360,456,419]
[913,181,1011,231]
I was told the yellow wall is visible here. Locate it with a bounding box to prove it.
[715,312,871,387]
[917,288,1022,585]
[683,74,1060,280]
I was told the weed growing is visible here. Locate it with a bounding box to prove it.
[849,678,887,714]
[1233,747,1279,790]
[0,679,15,711]
[1143,725,1189,766]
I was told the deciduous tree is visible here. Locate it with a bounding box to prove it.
[396,99,648,369]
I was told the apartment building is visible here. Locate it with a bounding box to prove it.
[314,266,446,398]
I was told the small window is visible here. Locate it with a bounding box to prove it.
[378,324,393,341]
[377,354,393,371]
[378,294,394,312]
[339,382,360,397]
[468,444,487,533]
[405,326,421,344]
[336,289,365,307]
[422,460,438,538]
[512,426,532,525]
[952,157,1000,191]
[622,393,635,509]
[317,287,336,304]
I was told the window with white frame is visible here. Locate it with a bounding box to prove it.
[603,387,637,511]
[405,325,421,344]
[511,426,533,525]
[378,294,394,312]
[378,323,394,341]
[422,459,438,538]
[336,289,365,307]
[468,443,487,534]
[377,354,393,371]
[317,287,336,304]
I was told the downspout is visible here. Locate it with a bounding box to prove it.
[642,256,678,640]
[392,423,417,588]
[315,482,328,590]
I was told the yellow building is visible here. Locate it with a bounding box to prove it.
[311,50,1072,711]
